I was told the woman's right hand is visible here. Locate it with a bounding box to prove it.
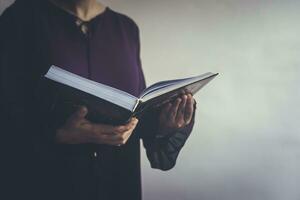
[55,106,139,146]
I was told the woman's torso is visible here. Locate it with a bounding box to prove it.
[36,2,144,200]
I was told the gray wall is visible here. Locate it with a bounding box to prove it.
[1,1,300,200]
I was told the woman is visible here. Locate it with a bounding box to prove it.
[0,0,196,200]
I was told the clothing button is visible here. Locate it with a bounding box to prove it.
[93,152,98,158]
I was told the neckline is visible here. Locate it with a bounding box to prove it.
[47,1,110,23]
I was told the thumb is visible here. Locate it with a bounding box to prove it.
[76,106,88,118]
[69,105,88,124]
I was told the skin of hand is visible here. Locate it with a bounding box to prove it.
[55,106,139,146]
[158,93,195,135]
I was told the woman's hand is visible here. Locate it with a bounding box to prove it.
[158,94,195,135]
[55,106,139,146]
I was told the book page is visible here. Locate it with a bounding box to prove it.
[139,77,193,98]
[140,72,218,102]
[45,66,138,111]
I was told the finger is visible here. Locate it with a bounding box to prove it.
[121,129,135,144]
[113,119,138,139]
[113,118,139,133]
[92,123,127,135]
[117,118,138,137]
[105,127,135,145]
[184,94,194,124]
[103,118,138,135]
[96,135,122,146]
[162,102,172,113]
[87,119,138,145]
[122,123,138,142]
[159,103,172,121]
[159,102,172,122]
[91,118,138,136]
[67,106,88,125]
[93,130,124,145]
[111,123,137,145]
[175,95,187,123]
[169,98,182,123]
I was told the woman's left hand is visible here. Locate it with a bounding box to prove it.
[158,93,195,135]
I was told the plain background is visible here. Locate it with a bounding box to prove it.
[1,0,300,200]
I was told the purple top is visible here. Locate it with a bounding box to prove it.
[42,2,195,200]
[45,4,143,97]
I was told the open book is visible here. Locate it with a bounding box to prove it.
[45,65,218,125]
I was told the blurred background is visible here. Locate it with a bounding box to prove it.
[1,0,300,200]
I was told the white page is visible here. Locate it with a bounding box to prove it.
[45,66,138,111]
[140,72,217,102]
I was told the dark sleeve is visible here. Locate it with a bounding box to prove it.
[134,23,197,171]
[0,1,36,151]
[0,0,61,176]
[140,104,196,171]
[0,2,58,198]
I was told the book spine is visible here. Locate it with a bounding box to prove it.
[132,98,141,113]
